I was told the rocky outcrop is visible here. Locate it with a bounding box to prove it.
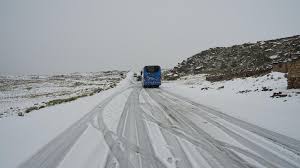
[165,35,300,81]
[288,57,300,89]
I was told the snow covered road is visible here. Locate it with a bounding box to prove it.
[8,76,300,168]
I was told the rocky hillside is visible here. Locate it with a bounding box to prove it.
[164,35,300,81]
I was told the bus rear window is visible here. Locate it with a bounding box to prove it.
[145,66,160,73]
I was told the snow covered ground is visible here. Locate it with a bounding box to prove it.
[1,72,300,168]
[0,84,117,168]
[0,71,126,118]
[162,72,300,140]
[0,72,131,168]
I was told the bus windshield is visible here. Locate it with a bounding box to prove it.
[145,66,160,73]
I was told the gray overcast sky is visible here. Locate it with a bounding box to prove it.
[1,0,300,74]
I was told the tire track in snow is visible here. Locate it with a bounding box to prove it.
[146,89,248,168]
[150,88,300,168]
[103,87,167,168]
[159,89,300,166]
[18,86,132,168]
[163,88,300,156]
[140,89,194,168]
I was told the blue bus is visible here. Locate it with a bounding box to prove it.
[142,65,161,88]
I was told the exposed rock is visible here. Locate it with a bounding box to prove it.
[238,90,252,94]
[217,86,224,90]
[18,112,24,117]
[271,92,288,98]
[262,87,273,91]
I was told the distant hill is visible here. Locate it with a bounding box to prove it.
[164,35,300,81]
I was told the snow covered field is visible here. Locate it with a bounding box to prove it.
[1,72,300,168]
[162,72,300,140]
[0,72,131,168]
[0,71,126,118]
